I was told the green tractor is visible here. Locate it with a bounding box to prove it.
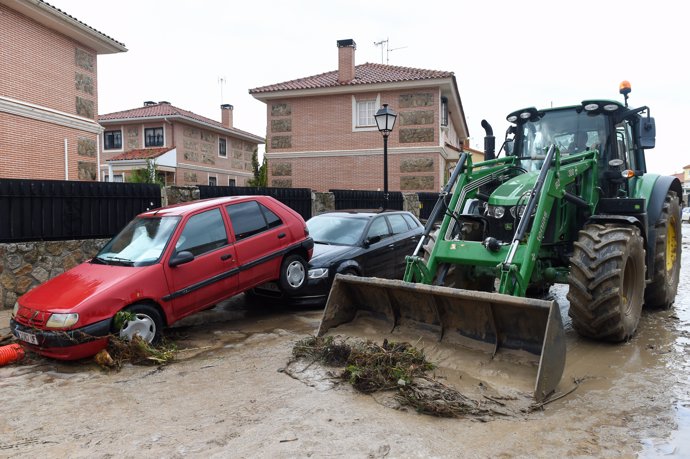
[317,82,682,401]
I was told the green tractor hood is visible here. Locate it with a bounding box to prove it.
[488,171,539,206]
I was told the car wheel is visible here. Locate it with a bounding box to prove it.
[340,268,359,276]
[117,303,164,344]
[279,254,307,293]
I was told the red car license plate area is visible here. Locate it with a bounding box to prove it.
[15,329,38,345]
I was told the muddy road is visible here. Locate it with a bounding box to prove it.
[1,226,689,458]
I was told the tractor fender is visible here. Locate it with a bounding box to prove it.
[643,175,683,274]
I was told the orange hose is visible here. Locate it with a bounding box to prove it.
[0,343,25,366]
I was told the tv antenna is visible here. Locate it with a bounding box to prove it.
[373,38,407,64]
[218,76,227,104]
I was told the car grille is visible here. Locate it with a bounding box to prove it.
[14,305,51,327]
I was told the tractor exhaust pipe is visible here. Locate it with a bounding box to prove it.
[482,119,495,161]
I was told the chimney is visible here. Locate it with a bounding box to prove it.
[144,100,156,106]
[221,104,234,128]
[337,39,356,83]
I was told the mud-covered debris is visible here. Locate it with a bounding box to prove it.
[99,335,177,370]
[290,336,511,418]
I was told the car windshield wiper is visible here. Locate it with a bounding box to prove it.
[91,256,108,265]
[314,240,331,245]
[101,256,134,266]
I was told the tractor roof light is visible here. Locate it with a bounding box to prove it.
[603,104,619,111]
[506,107,538,124]
[584,103,599,112]
[619,80,632,96]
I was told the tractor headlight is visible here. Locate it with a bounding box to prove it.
[510,205,526,219]
[45,313,79,329]
[485,205,505,219]
[308,268,329,279]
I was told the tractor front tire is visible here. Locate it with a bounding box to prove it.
[567,224,645,342]
[645,191,681,309]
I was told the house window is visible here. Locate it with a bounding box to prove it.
[356,100,377,127]
[441,97,449,127]
[104,130,122,150]
[208,176,217,186]
[144,127,164,147]
[219,138,227,157]
[228,178,236,187]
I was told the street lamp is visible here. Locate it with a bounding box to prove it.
[374,103,397,209]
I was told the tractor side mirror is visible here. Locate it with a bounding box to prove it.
[638,116,656,149]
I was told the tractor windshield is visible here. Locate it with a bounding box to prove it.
[517,109,607,171]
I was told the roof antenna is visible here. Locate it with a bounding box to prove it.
[373,38,408,64]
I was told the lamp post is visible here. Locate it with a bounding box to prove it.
[374,103,397,210]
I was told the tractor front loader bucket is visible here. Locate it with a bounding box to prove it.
[317,275,566,402]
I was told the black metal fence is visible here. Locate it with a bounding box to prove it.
[418,192,441,222]
[329,189,404,211]
[0,179,161,242]
[198,186,312,220]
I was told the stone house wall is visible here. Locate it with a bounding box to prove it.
[265,88,459,193]
[0,239,108,309]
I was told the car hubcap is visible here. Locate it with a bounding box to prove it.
[120,314,156,343]
[286,261,305,288]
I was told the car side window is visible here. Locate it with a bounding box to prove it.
[176,208,227,256]
[366,216,390,240]
[226,201,276,240]
[402,214,420,229]
[387,214,409,235]
[260,204,283,229]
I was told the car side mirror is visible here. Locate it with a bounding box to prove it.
[364,235,381,247]
[169,250,194,267]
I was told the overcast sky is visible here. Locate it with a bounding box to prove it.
[49,0,689,175]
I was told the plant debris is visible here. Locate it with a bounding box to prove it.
[96,335,177,370]
[290,336,511,419]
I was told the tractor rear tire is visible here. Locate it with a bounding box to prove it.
[567,224,645,342]
[644,191,681,309]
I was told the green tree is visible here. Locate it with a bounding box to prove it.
[127,159,164,187]
[247,148,268,187]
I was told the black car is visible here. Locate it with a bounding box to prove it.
[249,210,423,305]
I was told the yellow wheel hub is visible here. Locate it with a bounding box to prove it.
[666,217,678,272]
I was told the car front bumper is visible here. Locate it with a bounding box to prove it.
[10,317,111,360]
[252,276,331,306]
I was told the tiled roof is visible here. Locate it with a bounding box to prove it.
[249,63,454,94]
[108,147,174,161]
[99,102,263,141]
[40,0,125,48]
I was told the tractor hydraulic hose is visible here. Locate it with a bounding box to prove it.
[505,145,556,266]
[412,153,468,256]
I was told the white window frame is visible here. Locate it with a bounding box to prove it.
[143,126,165,148]
[352,94,381,132]
[219,137,227,158]
[103,129,123,151]
[208,175,218,186]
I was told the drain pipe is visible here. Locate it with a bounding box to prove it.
[64,138,68,180]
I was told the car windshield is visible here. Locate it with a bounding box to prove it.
[307,215,368,246]
[517,109,607,171]
[95,216,180,266]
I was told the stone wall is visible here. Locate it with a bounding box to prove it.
[0,239,108,309]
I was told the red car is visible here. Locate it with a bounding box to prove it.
[10,196,313,360]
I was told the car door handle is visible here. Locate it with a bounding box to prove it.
[220,254,232,261]
[278,232,286,239]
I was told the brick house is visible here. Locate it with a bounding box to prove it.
[0,0,126,180]
[98,102,264,186]
[249,39,472,192]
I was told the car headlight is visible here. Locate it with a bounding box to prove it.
[308,267,329,279]
[45,313,79,329]
[485,205,505,219]
[12,303,19,318]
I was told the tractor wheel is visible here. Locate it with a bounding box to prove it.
[644,191,681,309]
[567,224,645,342]
[423,227,493,291]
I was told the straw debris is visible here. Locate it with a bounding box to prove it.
[96,335,177,370]
[290,336,510,418]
